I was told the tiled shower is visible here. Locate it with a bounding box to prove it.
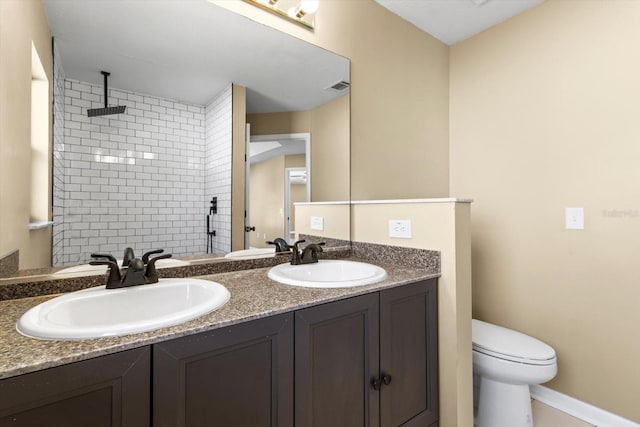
[52,53,233,265]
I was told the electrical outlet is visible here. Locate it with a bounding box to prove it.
[389,219,412,238]
[311,216,324,231]
[565,207,584,230]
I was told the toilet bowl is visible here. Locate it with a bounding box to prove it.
[472,319,557,427]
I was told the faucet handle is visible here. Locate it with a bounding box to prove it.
[300,242,325,264]
[142,249,164,264]
[89,260,121,288]
[145,253,172,283]
[90,253,118,264]
[290,240,306,265]
[266,238,292,252]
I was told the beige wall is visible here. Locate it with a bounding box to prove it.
[295,203,351,242]
[308,94,349,202]
[247,93,350,202]
[213,0,450,200]
[450,0,640,422]
[352,201,473,427]
[248,110,311,135]
[0,0,52,269]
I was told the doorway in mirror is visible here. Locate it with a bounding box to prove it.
[247,133,310,249]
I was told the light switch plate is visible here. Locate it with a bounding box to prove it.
[310,216,324,231]
[389,219,412,238]
[565,207,584,230]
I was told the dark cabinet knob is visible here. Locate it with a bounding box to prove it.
[245,226,256,232]
[371,377,381,391]
[382,374,392,385]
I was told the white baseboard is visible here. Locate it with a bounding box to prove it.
[530,385,639,427]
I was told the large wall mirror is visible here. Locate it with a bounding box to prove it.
[1,0,349,282]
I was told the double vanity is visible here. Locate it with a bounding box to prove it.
[0,243,440,426]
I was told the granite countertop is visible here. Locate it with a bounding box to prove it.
[0,257,438,380]
[0,247,351,300]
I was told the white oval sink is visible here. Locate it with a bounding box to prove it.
[16,278,230,340]
[224,248,275,260]
[268,260,387,288]
[52,258,191,277]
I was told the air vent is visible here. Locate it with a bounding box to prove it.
[326,80,350,92]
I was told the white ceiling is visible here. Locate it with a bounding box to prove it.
[374,0,544,45]
[43,0,349,113]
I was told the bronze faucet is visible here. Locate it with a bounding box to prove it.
[290,240,325,265]
[89,249,172,289]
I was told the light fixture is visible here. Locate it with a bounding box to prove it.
[296,0,319,18]
[243,0,319,29]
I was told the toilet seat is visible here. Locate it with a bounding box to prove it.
[472,319,556,366]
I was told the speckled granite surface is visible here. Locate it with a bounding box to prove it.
[0,248,351,301]
[0,257,438,380]
[298,234,351,249]
[0,250,19,279]
[352,241,440,272]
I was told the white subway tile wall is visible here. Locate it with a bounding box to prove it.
[52,44,66,265]
[53,79,232,265]
[205,86,233,254]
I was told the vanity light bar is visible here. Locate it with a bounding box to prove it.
[241,0,318,29]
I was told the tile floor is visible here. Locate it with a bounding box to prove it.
[532,400,594,427]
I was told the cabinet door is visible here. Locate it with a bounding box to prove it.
[295,293,380,427]
[153,313,293,427]
[380,279,438,427]
[0,347,150,427]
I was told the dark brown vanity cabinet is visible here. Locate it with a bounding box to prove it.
[152,313,294,427]
[0,347,150,427]
[379,280,439,427]
[295,279,438,427]
[0,279,437,427]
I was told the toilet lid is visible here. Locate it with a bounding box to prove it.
[472,319,556,365]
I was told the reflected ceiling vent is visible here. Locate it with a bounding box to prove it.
[326,80,350,92]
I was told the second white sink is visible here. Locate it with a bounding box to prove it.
[268,260,387,288]
[17,278,230,340]
[224,248,275,260]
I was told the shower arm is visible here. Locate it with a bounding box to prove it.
[101,71,110,108]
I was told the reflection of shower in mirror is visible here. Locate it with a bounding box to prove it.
[206,197,218,254]
[3,0,350,280]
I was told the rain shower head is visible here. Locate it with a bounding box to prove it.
[87,71,126,117]
[88,105,125,117]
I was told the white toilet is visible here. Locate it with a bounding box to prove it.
[472,319,557,427]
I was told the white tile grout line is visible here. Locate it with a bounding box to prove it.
[531,385,640,427]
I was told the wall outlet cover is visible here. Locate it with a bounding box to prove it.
[565,207,584,230]
[389,219,412,238]
[310,216,324,231]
